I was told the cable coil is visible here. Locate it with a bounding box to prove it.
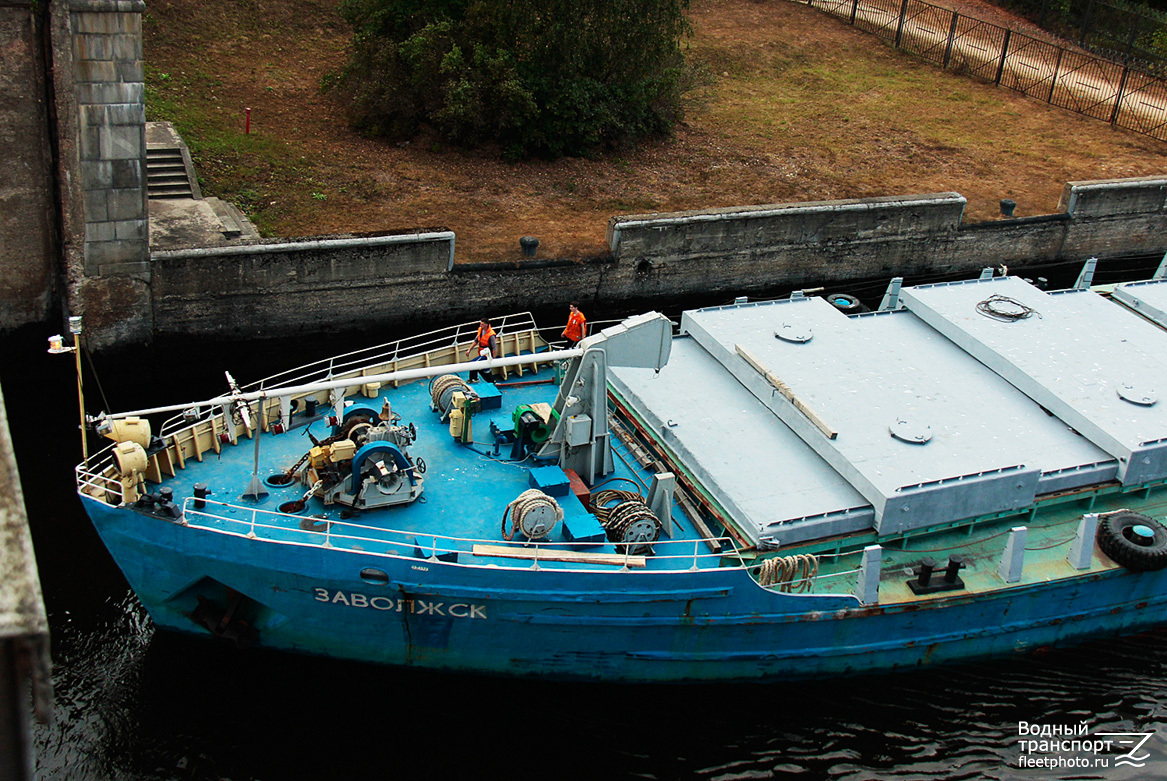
[975,294,1041,323]
[757,555,819,592]
[592,489,662,553]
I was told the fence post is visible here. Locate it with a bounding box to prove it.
[1047,46,1064,104]
[943,11,959,69]
[1110,64,1131,126]
[850,0,859,25]
[894,0,911,48]
[995,29,1012,86]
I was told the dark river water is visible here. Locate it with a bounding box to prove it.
[9,259,1167,780]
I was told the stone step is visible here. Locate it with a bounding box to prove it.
[147,174,192,185]
[145,145,195,200]
[148,183,195,198]
[205,197,259,240]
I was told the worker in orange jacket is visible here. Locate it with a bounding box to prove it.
[466,318,497,383]
[562,302,587,345]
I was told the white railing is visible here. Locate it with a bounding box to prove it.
[244,312,542,394]
[75,452,124,504]
[156,314,548,439]
[179,497,741,573]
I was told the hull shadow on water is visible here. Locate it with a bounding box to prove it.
[9,261,1167,780]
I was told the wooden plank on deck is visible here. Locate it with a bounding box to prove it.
[472,544,646,568]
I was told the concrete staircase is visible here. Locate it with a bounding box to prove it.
[145,122,261,248]
[146,146,197,199]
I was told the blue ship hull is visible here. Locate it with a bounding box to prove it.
[84,495,1167,682]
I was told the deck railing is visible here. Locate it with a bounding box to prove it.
[243,312,542,394]
[129,314,553,499]
[180,497,741,573]
[75,454,124,504]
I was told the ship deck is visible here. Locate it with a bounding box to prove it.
[83,362,736,573]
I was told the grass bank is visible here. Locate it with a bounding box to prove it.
[143,0,1167,262]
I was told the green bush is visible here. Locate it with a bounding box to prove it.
[329,0,692,157]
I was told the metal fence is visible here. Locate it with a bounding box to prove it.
[796,0,1167,142]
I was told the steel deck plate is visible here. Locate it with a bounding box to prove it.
[902,276,1167,485]
[610,337,872,546]
[670,296,1113,534]
[1112,278,1167,329]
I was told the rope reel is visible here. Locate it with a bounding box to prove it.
[429,374,472,418]
[502,489,564,541]
[757,554,819,592]
[592,489,662,554]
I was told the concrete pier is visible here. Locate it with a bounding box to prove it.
[0,386,51,780]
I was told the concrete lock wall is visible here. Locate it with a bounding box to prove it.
[606,178,1167,298]
[5,0,1167,350]
[151,232,460,338]
[147,177,1167,342]
[51,0,152,348]
[0,3,58,331]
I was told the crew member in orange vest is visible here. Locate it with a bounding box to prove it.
[465,318,497,383]
[562,301,587,345]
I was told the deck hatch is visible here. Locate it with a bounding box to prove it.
[901,276,1167,486]
[1112,278,1167,329]
[666,294,1112,535]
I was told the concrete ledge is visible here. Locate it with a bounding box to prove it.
[1059,177,1167,219]
[153,230,457,270]
[608,193,968,252]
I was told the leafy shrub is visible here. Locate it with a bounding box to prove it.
[328,0,692,157]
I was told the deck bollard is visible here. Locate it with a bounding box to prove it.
[998,527,1028,583]
[916,557,936,589]
[944,555,963,584]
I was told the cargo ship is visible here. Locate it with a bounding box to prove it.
[71,267,1167,681]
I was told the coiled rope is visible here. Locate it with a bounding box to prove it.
[592,489,662,552]
[501,489,563,541]
[429,374,470,416]
[757,554,819,592]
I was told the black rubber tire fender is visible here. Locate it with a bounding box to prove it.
[1097,511,1167,572]
[828,293,863,314]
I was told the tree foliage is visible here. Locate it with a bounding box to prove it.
[330,0,692,157]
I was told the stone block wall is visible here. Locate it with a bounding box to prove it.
[72,0,147,275]
[50,0,151,348]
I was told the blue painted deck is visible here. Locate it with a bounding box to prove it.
[132,366,717,572]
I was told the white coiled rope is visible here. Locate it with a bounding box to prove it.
[501,489,564,541]
[757,554,819,592]
[429,374,470,417]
